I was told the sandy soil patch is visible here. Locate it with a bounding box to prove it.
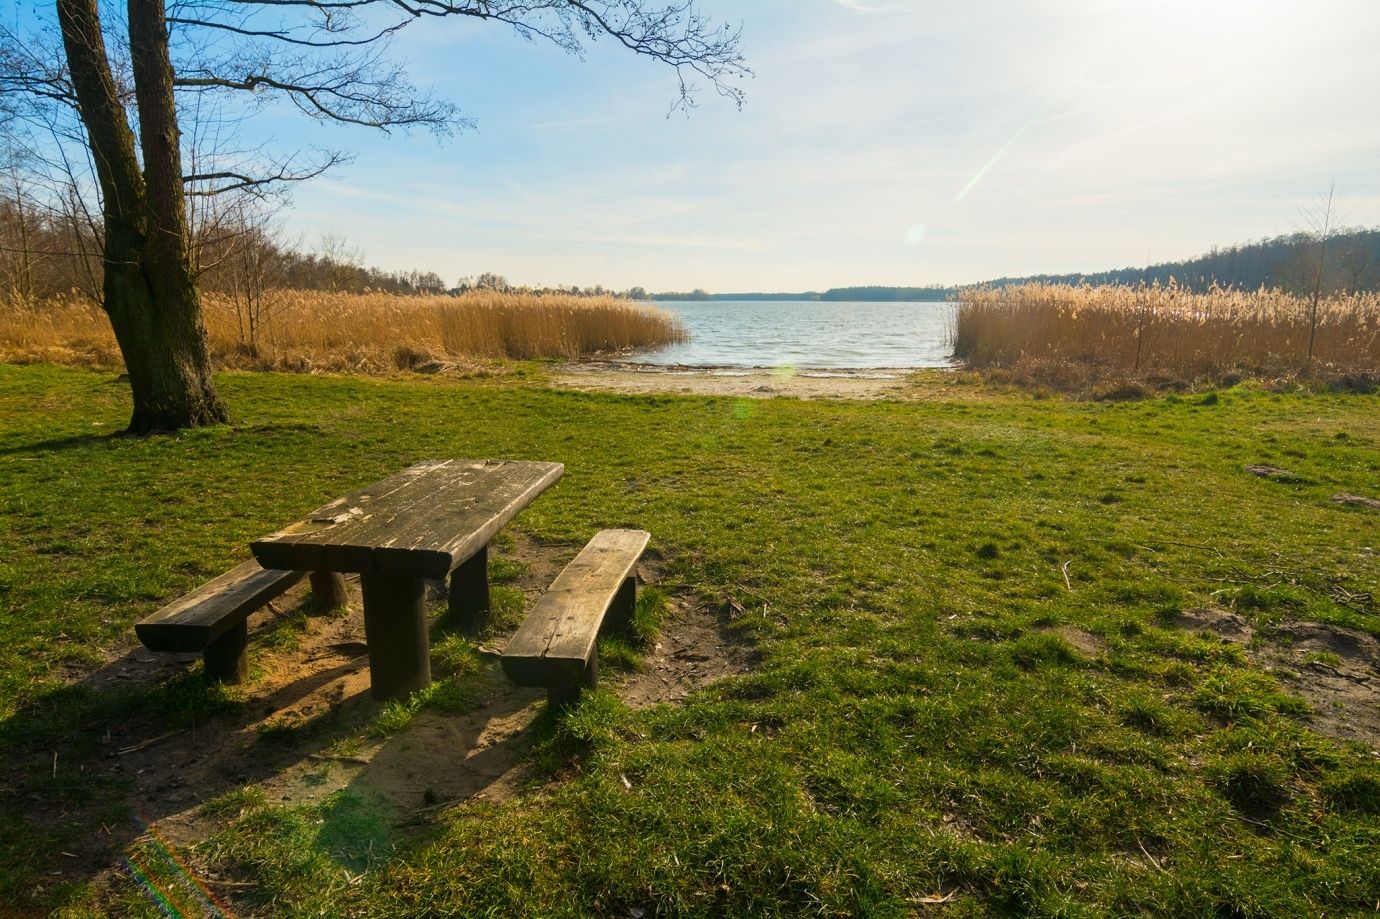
[1039,625,1108,657]
[1173,607,1380,751]
[551,361,959,400]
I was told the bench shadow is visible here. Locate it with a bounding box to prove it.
[0,591,546,914]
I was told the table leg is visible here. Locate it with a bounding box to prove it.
[310,571,349,611]
[360,571,432,701]
[448,544,490,638]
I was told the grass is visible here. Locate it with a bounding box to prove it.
[0,363,1378,916]
[0,288,686,372]
[954,282,1380,391]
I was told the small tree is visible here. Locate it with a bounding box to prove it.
[0,163,40,302]
[2,1,747,432]
[1299,182,1349,372]
[197,200,292,355]
[475,272,510,292]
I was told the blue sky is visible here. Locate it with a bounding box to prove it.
[252,0,1380,290]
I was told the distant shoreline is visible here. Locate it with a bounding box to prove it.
[648,288,955,302]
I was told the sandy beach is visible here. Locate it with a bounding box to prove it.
[551,361,960,400]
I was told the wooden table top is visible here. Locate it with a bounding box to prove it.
[250,460,564,579]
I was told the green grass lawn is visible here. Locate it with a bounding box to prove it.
[2,363,1379,917]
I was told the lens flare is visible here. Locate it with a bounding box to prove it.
[955,100,1055,203]
[125,811,234,918]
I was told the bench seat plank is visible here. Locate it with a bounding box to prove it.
[250,460,565,579]
[135,561,305,653]
[503,529,650,688]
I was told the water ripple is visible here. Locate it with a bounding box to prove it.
[630,300,956,369]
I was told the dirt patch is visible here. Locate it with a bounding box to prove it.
[1173,607,1254,643]
[1243,464,1307,484]
[1272,621,1380,663]
[1333,492,1380,511]
[1255,621,1380,752]
[1036,625,1107,657]
[617,597,756,709]
[4,536,750,909]
[1170,609,1380,751]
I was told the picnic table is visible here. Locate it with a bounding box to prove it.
[251,459,563,700]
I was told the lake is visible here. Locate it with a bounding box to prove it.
[628,300,956,370]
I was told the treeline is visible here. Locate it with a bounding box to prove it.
[644,230,1380,302]
[819,285,955,301]
[277,249,448,295]
[650,289,716,301]
[0,188,102,303]
[982,229,1380,295]
[0,187,455,301]
[0,186,646,303]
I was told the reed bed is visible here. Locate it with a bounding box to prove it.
[953,283,1380,389]
[0,289,687,373]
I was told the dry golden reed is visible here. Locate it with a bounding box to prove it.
[0,289,686,373]
[954,283,1380,383]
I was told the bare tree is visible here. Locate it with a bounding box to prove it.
[1,1,748,432]
[197,196,292,354]
[1299,182,1350,372]
[0,125,106,307]
[0,162,40,302]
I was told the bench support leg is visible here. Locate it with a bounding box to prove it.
[203,620,249,684]
[606,576,637,635]
[360,572,432,702]
[310,571,349,612]
[448,545,490,638]
[547,653,598,710]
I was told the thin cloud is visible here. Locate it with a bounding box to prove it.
[530,115,621,130]
[284,0,1380,290]
[831,0,897,12]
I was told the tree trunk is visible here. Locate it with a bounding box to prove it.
[125,0,226,432]
[56,0,227,434]
[104,256,228,432]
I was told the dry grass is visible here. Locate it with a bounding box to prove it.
[0,289,687,373]
[953,283,1380,392]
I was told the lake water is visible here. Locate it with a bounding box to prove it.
[629,300,956,370]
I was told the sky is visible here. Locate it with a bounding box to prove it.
[252,0,1380,291]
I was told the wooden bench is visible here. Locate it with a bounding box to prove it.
[502,529,650,706]
[135,562,346,683]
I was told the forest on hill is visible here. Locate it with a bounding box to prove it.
[983,228,1380,294]
[650,230,1380,301]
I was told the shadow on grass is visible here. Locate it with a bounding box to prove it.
[0,588,544,917]
[0,431,119,456]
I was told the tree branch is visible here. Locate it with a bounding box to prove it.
[167,15,411,47]
[182,151,343,195]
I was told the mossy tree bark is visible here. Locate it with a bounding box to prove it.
[56,0,226,434]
